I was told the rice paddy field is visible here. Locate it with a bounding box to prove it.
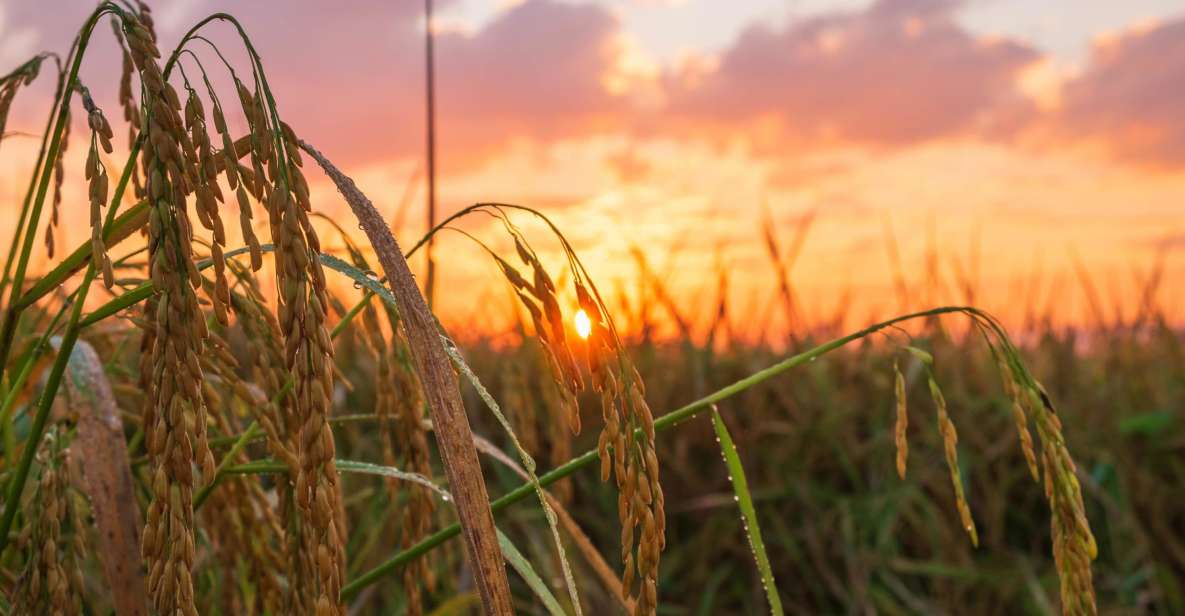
[0,2,1181,615]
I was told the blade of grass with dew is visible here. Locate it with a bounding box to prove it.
[497,529,568,616]
[710,405,783,616]
[219,456,568,613]
[214,458,448,504]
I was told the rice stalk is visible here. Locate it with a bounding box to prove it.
[122,15,221,614]
[300,140,514,614]
[440,202,665,614]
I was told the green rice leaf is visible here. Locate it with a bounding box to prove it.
[497,529,569,616]
[710,405,783,616]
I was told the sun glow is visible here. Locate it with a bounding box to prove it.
[574,309,592,339]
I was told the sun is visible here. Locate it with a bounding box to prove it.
[574,309,592,339]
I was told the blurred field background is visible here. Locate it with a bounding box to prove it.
[318,245,1185,613]
[1,1,1183,614]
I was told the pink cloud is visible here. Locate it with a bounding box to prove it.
[436,1,625,146]
[1057,16,1185,166]
[0,0,623,168]
[663,0,1039,147]
[215,0,628,167]
[3,0,1185,174]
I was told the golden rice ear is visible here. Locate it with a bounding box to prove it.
[124,13,213,616]
[588,320,662,612]
[993,351,1041,483]
[478,204,665,613]
[43,101,70,260]
[893,359,908,479]
[195,330,289,615]
[1028,385,1097,616]
[79,89,118,290]
[927,375,978,547]
[182,79,233,324]
[257,122,346,615]
[9,430,86,614]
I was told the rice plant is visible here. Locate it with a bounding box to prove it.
[0,4,1112,615]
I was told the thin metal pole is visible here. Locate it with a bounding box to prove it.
[424,0,437,308]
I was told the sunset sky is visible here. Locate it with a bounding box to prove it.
[1,0,1183,339]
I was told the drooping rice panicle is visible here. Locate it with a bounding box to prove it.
[893,359,908,479]
[123,16,214,615]
[10,430,85,616]
[265,118,346,616]
[79,85,115,288]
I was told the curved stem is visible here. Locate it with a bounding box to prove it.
[341,305,974,599]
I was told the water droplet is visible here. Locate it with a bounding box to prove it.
[352,280,363,290]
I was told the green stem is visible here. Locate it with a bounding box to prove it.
[0,268,94,552]
[340,305,973,599]
[0,5,120,378]
[207,413,378,450]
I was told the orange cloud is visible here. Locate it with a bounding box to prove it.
[662,0,1039,149]
[1055,16,1185,166]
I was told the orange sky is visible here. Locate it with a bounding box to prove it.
[1,0,1183,341]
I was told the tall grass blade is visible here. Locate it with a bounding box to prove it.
[497,529,568,616]
[709,405,783,616]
